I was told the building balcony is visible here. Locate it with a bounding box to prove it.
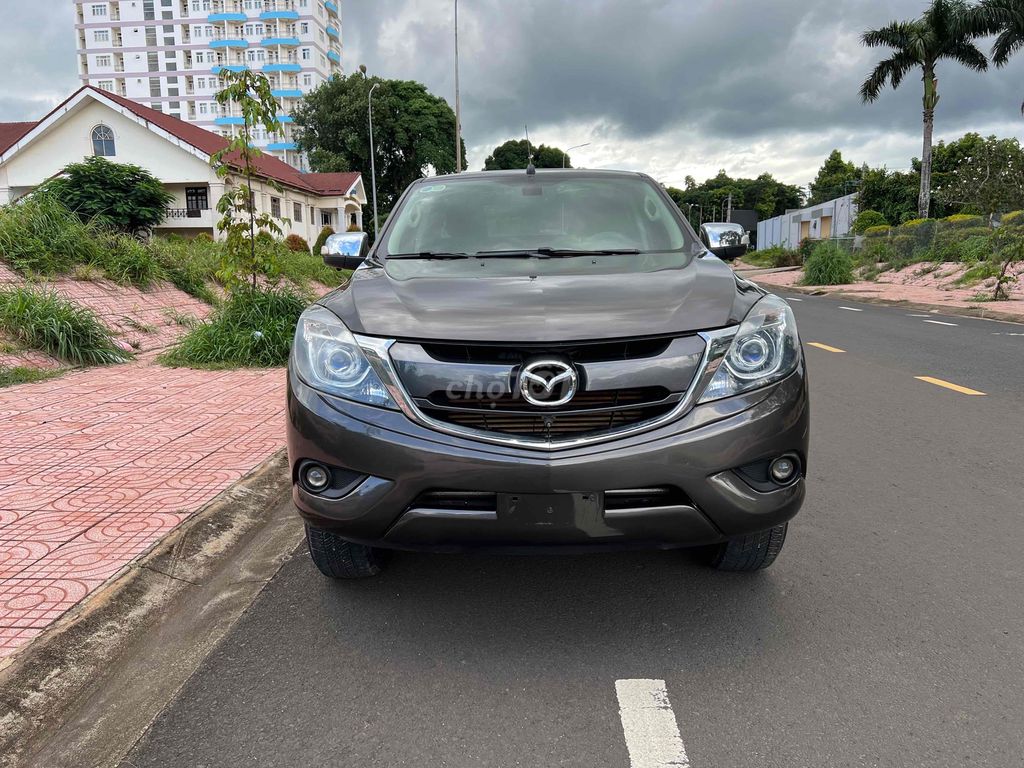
[260,10,299,21]
[208,12,246,22]
[266,142,297,151]
[210,39,248,49]
[271,89,303,98]
[214,116,246,125]
[261,37,300,46]
[325,1,339,15]
[211,64,248,73]
[327,50,340,64]
[263,62,301,72]
[276,115,294,123]
[158,208,214,229]
[326,26,339,39]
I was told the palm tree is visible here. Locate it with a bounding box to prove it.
[860,0,989,219]
[967,0,1024,112]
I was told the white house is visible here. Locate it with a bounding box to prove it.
[0,86,365,242]
[756,192,858,250]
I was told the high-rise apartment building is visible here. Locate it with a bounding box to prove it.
[75,0,342,169]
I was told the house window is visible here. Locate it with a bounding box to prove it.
[98,80,114,91]
[270,197,281,218]
[301,48,310,60]
[321,211,331,227]
[300,22,309,34]
[293,202,302,222]
[91,4,107,17]
[91,125,115,156]
[302,73,312,86]
[94,29,110,43]
[185,187,209,215]
[96,55,112,67]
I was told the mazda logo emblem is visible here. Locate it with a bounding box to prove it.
[517,359,579,407]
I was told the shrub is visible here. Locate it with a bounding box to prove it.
[891,235,916,261]
[802,241,854,285]
[943,213,985,229]
[312,226,334,255]
[161,285,306,368]
[900,218,932,228]
[0,286,131,365]
[35,156,172,234]
[797,238,816,261]
[756,246,802,268]
[0,194,106,274]
[852,209,888,234]
[94,232,165,288]
[195,231,215,242]
[958,235,993,263]
[284,233,310,253]
[1001,210,1024,227]
[863,225,891,237]
[149,236,221,304]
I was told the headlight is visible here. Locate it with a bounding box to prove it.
[698,295,801,403]
[292,306,397,409]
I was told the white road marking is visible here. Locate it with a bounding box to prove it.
[922,320,958,327]
[786,297,803,302]
[907,313,931,318]
[839,306,863,312]
[615,679,689,768]
[992,332,1024,336]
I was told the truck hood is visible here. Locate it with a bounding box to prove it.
[319,256,759,342]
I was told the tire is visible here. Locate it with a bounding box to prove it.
[305,524,384,579]
[708,522,788,572]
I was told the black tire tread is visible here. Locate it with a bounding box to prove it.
[710,522,788,572]
[305,524,383,579]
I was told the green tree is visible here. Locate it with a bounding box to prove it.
[858,166,920,224]
[293,73,464,214]
[36,156,172,234]
[808,150,862,205]
[859,0,989,219]
[483,139,571,170]
[665,171,803,226]
[211,69,286,291]
[967,0,1024,111]
[935,135,1024,218]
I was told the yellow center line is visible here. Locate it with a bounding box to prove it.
[915,376,986,396]
[807,342,846,353]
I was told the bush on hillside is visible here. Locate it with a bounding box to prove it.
[36,156,172,234]
[863,224,891,237]
[755,246,802,268]
[161,286,306,368]
[0,194,106,274]
[195,231,215,242]
[801,241,854,286]
[943,213,985,229]
[1000,210,1024,228]
[851,209,888,234]
[312,226,334,255]
[0,286,130,365]
[285,234,310,253]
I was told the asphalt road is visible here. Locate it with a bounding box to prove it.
[120,292,1024,768]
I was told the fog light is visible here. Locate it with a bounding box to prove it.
[769,456,797,483]
[303,463,330,492]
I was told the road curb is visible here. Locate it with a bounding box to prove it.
[751,280,1024,324]
[0,450,302,768]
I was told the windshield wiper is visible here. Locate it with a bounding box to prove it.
[473,247,642,259]
[386,251,473,260]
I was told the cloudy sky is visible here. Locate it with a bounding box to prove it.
[4,0,1023,189]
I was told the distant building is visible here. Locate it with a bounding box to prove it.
[74,0,343,170]
[756,193,858,250]
[0,87,365,241]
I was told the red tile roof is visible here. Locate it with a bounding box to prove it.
[0,122,38,154]
[2,87,361,198]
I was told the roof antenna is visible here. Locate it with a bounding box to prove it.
[525,124,536,175]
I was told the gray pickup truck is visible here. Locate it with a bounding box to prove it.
[286,169,808,578]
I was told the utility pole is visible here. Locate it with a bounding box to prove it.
[454,0,462,173]
[726,193,733,223]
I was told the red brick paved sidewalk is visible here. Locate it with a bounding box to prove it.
[0,361,286,658]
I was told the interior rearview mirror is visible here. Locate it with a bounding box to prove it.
[321,232,369,270]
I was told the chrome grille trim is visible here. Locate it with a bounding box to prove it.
[356,327,738,451]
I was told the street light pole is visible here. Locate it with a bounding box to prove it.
[563,142,590,168]
[454,0,462,173]
[368,82,380,236]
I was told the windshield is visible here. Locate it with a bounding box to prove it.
[380,174,694,258]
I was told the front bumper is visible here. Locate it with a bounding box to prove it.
[286,364,809,552]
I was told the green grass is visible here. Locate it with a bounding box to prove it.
[801,241,854,286]
[0,194,106,275]
[161,286,306,368]
[0,365,61,388]
[0,286,131,365]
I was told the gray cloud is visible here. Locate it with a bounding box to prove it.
[4,0,1022,187]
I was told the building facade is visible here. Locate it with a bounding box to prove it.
[0,88,365,242]
[74,0,342,170]
[755,193,859,251]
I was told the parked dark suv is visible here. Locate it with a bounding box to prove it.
[287,169,808,578]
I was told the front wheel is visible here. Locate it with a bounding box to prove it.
[707,523,788,572]
[305,524,385,579]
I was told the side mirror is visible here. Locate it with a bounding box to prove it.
[321,232,369,270]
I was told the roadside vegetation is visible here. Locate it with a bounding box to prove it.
[0,286,131,366]
[0,365,60,388]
